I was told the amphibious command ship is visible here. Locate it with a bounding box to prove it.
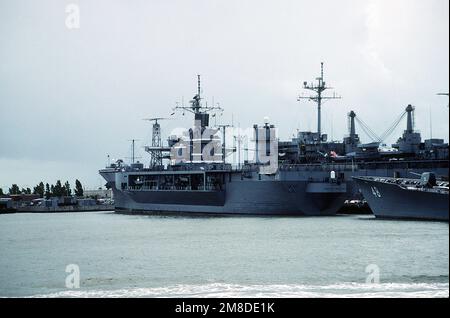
[100,74,348,216]
[100,65,449,216]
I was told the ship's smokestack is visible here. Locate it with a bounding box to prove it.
[349,111,356,140]
[406,104,414,133]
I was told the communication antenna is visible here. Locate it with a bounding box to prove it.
[298,62,341,141]
[217,124,232,163]
[126,139,141,164]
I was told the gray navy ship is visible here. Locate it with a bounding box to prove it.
[100,64,449,216]
[100,73,348,216]
[353,173,449,221]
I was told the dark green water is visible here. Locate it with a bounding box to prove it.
[0,212,448,297]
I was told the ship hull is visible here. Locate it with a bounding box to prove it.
[109,179,348,216]
[353,178,449,221]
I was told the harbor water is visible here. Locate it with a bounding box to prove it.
[0,212,448,298]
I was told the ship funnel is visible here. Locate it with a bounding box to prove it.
[406,104,415,133]
[348,111,356,138]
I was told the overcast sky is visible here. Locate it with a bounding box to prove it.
[0,0,449,191]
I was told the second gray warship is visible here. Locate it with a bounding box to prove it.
[353,173,449,221]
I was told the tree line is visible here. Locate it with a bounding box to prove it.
[1,180,84,199]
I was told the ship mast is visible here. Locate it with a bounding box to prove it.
[298,63,341,142]
[173,75,223,115]
[171,75,225,163]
